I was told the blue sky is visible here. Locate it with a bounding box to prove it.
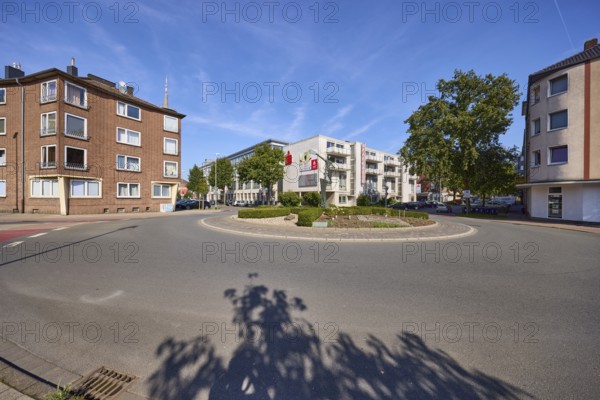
[1,0,598,177]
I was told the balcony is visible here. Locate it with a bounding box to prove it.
[384,170,400,177]
[330,163,351,170]
[384,157,399,166]
[64,129,88,140]
[64,162,88,171]
[326,146,350,156]
[365,168,381,175]
[366,154,383,162]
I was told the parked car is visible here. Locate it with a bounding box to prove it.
[175,199,199,210]
[201,200,211,209]
[433,202,452,213]
[485,200,510,208]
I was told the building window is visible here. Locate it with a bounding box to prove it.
[164,161,178,178]
[339,195,347,204]
[549,75,568,96]
[116,128,140,146]
[64,146,87,170]
[117,155,141,172]
[0,148,5,166]
[117,183,140,198]
[64,113,87,139]
[64,81,87,108]
[152,184,171,198]
[41,145,56,168]
[532,150,541,167]
[0,180,5,197]
[163,138,178,155]
[548,187,562,219]
[41,112,56,136]
[531,86,540,105]
[117,101,141,120]
[549,146,568,165]
[164,116,178,132]
[0,88,5,104]
[71,180,100,197]
[339,172,347,190]
[532,118,541,136]
[31,179,59,197]
[41,80,57,103]
[549,110,568,131]
[0,118,5,135]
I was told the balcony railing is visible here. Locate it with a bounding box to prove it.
[365,168,381,175]
[40,128,56,136]
[384,158,399,166]
[64,129,88,140]
[384,170,400,177]
[331,163,350,170]
[366,154,384,162]
[326,147,350,156]
[64,162,88,171]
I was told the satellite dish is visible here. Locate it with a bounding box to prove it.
[118,81,127,94]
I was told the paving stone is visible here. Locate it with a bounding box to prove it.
[0,388,28,400]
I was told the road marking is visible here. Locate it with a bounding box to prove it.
[80,290,124,304]
[4,241,24,248]
[28,232,47,238]
[53,227,69,231]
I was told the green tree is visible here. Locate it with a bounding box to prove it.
[302,191,322,207]
[400,70,520,211]
[236,143,285,204]
[357,194,371,206]
[208,157,234,192]
[472,145,519,205]
[279,191,301,207]
[187,164,209,199]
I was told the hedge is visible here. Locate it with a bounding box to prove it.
[324,206,429,220]
[238,208,291,219]
[297,208,324,227]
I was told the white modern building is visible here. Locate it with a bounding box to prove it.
[518,39,600,222]
[282,135,417,206]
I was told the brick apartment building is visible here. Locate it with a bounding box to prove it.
[0,60,185,215]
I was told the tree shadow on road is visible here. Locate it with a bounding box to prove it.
[148,274,531,399]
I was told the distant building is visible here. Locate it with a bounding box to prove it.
[282,135,416,206]
[0,60,184,214]
[518,39,600,222]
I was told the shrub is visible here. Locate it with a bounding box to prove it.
[238,208,291,219]
[302,191,322,207]
[297,208,324,227]
[323,206,429,220]
[356,194,371,206]
[279,191,301,207]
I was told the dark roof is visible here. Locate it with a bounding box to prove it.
[0,68,185,118]
[529,44,600,83]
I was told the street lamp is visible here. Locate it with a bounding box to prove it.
[214,153,219,208]
[308,149,334,208]
[384,185,389,208]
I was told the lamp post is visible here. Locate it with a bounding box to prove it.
[214,153,219,208]
[308,149,334,208]
[384,185,389,208]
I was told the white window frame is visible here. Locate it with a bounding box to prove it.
[531,150,541,167]
[531,85,540,105]
[548,145,568,166]
[548,74,568,97]
[152,183,171,198]
[70,180,102,198]
[163,138,178,155]
[117,101,141,121]
[0,117,5,135]
[64,145,87,170]
[163,161,178,178]
[64,81,88,108]
[548,110,568,132]
[532,118,541,136]
[30,178,59,198]
[64,112,88,139]
[116,155,141,172]
[116,127,141,147]
[40,80,57,103]
[0,148,5,166]
[41,112,57,136]
[0,88,6,104]
[0,180,5,197]
[116,182,141,198]
[41,145,57,169]
[163,115,178,132]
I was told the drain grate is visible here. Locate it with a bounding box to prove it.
[74,367,135,400]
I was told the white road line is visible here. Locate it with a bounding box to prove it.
[53,227,69,231]
[4,241,24,248]
[28,232,47,238]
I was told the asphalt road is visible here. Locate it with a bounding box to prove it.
[0,211,598,399]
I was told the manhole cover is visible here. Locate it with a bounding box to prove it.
[74,367,135,400]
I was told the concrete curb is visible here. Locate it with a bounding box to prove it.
[200,215,477,243]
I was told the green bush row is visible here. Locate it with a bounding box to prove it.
[297,208,324,227]
[324,206,429,220]
[238,208,291,219]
